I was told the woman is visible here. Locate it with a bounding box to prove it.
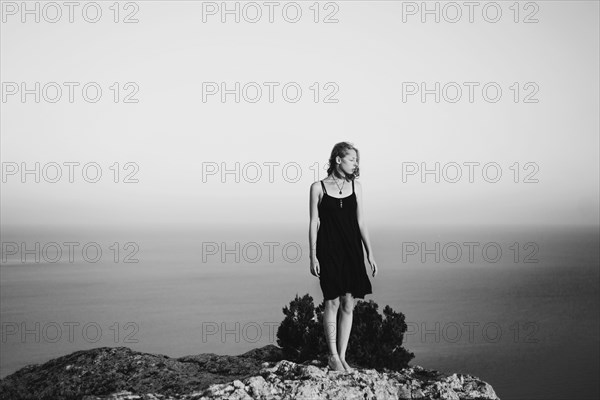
[308,141,378,372]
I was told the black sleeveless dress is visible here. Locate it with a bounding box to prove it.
[317,178,373,301]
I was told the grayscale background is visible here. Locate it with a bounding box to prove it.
[1,2,598,399]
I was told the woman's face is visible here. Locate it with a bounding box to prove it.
[337,150,358,175]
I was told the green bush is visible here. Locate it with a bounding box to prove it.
[276,293,415,371]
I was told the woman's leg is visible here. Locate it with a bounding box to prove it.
[323,298,344,371]
[337,293,355,371]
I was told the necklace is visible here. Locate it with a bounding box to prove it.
[330,175,346,209]
[332,175,345,195]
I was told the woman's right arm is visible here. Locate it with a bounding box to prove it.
[309,182,320,264]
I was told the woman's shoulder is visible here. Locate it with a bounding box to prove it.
[310,180,323,192]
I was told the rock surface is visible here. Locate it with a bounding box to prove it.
[0,345,500,400]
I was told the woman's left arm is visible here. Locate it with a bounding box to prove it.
[355,180,374,259]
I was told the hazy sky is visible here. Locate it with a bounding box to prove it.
[1,1,598,229]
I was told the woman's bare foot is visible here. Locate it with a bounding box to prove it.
[339,358,354,372]
[327,353,345,371]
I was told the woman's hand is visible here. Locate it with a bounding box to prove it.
[368,255,378,277]
[310,258,320,278]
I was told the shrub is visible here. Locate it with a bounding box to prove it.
[276,293,415,371]
[275,293,324,362]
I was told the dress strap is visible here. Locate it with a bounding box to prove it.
[352,179,355,194]
[320,180,327,194]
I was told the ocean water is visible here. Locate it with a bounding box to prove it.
[1,224,598,400]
